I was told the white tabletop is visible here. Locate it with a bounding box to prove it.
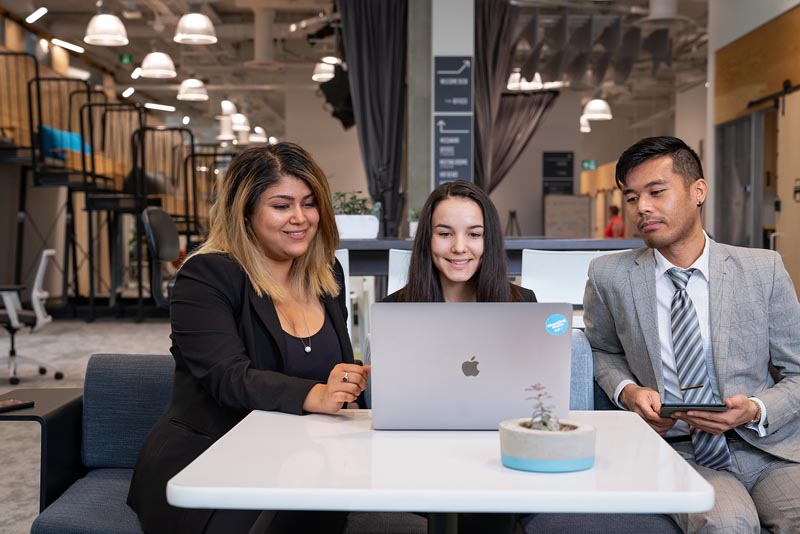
[167,409,714,514]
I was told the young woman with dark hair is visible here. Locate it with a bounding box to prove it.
[385,180,535,303]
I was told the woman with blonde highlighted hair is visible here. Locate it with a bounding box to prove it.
[128,143,367,534]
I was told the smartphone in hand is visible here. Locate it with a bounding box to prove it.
[659,403,727,417]
[0,399,35,413]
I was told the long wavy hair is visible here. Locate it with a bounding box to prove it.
[190,143,339,301]
[397,181,522,302]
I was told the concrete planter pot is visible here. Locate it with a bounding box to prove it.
[499,418,596,473]
[335,214,380,239]
[408,220,418,239]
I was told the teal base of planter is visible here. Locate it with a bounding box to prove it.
[501,453,594,473]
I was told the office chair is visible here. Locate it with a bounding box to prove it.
[0,249,63,385]
[520,249,629,328]
[387,248,412,294]
[141,207,181,310]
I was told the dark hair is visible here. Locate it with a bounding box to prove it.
[615,136,703,189]
[608,205,620,216]
[397,181,523,302]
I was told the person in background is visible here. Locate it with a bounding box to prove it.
[585,136,800,532]
[128,143,369,534]
[384,180,535,304]
[382,180,534,534]
[604,205,625,238]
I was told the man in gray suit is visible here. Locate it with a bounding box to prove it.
[584,136,800,533]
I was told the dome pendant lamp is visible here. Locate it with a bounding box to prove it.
[84,1,128,46]
[174,5,218,45]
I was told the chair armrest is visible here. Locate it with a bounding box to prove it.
[0,388,85,511]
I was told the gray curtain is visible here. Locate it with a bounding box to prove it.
[474,0,517,192]
[339,0,407,237]
[487,91,559,193]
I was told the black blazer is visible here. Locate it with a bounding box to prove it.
[127,253,354,534]
[382,283,537,303]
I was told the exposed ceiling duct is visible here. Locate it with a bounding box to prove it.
[246,7,278,68]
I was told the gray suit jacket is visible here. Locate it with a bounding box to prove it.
[584,239,800,462]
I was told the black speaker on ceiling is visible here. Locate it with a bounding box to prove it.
[319,64,355,129]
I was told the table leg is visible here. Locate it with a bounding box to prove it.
[427,513,457,534]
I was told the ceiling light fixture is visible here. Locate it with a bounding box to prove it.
[26,7,48,24]
[122,87,135,98]
[268,136,278,145]
[582,98,613,120]
[177,78,209,101]
[51,39,85,54]
[174,7,218,45]
[249,126,267,143]
[84,2,128,46]
[311,62,334,82]
[182,115,191,125]
[231,113,250,132]
[321,55,340,65]
[130,67,142,79]
[141,51,177,78]
[144,102,176,112]
[580,115,591,133]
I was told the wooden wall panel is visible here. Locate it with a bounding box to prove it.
[716,5,800,125]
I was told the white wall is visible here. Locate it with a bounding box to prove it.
[490,90,583,236]
[675,83,707,166]
[284,68,367,198]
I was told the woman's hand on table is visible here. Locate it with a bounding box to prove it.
[303,363,371,414]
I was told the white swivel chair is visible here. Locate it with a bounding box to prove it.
[387,248,412,295]
[0,249,63,384]
[520,249,629,328]
[334,249,353,342]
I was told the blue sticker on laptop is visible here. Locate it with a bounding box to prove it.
[545,314,569,336]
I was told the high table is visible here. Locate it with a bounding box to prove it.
[340,238,643,276]
[167,409,714,534]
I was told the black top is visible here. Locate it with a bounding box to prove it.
[382,283,537,303]
[283,311,343,382]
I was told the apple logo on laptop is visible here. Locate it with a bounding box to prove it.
[461,356,480,377]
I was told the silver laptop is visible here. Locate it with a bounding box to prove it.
[369,302,573,430]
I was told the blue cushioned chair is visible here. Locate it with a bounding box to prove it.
[31,354,174,534]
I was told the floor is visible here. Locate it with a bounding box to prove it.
[0,318,172,534]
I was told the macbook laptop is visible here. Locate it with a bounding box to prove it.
[369,302,573,430]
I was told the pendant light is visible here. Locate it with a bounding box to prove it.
[311,62,334,82]
[177,78,209,101]
[580,115,591,133]
[141,51,176,79]
[84,2,128,46]
[174,6,218,45]
[582,98,613,121]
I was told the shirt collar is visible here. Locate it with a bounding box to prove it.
[654,232,710,283]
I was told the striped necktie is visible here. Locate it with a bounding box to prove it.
[666,267,731,470]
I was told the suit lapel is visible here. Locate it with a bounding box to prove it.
[708,240,730,388]
[249,288,289,367]
[631,248,664,394]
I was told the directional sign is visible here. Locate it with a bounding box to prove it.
[434,114,472,185]
[434,56,472,113]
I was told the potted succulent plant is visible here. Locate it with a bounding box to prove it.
[498,383,596,472]
[408,208,420,239]
[333,191,381,239]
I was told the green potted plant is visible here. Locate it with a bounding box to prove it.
[498,383,595,472]
[407,207,420,239]
[332,191,380,239]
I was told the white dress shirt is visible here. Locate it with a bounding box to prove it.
[613,234,767,437]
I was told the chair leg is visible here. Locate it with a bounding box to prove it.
[4,328,64,384]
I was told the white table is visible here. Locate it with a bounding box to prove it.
[168,410,713,531]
